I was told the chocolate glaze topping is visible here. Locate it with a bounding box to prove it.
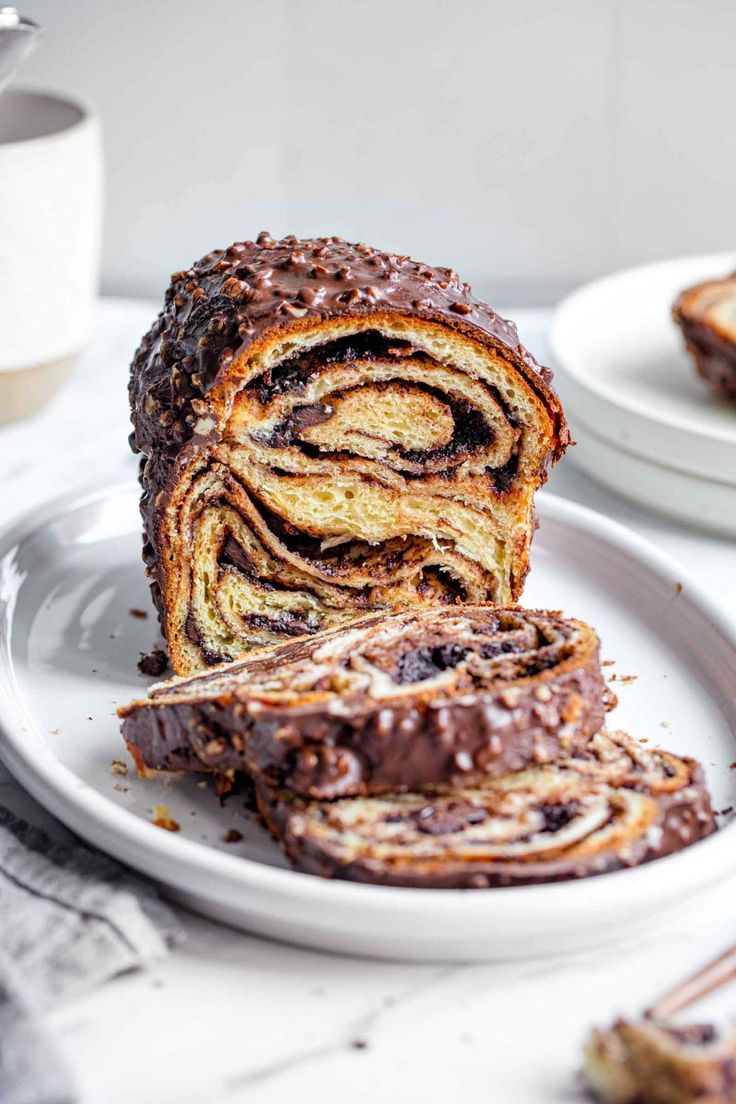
[256,733,715,889]
[130,233,563,470]
[119,606,609,800]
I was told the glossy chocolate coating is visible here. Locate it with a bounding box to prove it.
[120,606,608,799]
[256,741,715,889]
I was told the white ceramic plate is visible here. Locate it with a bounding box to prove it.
[1,485,735,962]
[550,253,736,534]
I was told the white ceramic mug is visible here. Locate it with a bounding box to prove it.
[0,88,102,422]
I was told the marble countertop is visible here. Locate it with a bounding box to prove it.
[2,299,735,1104]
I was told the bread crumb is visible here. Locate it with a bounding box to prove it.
[110,759,128,776]
[223,828,243,843]
[152,805,180,832]
[138,648,168,677]
[129,607,149,619]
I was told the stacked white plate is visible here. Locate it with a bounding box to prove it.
[550,253,736,535]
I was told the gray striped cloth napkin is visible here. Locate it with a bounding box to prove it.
[0,806,183,1104]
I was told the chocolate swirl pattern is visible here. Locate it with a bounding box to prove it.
[256,732,715,888]
[673,272,736,402]
[119,606,609,799]
[129,234,568,675]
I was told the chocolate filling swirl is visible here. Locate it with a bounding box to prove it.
[255,731,715,888]
[119,605,610,799]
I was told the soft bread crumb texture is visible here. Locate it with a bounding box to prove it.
[154,309,561,674]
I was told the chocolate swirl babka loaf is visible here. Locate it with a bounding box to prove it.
[129,233,569,675]
[255,732,715,888]
[673,272,736,402]
[119,605,609,799]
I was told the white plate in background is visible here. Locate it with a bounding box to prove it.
[550,253,736,534]
[0,485,735,961]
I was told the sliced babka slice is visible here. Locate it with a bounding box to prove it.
[673,271,736,402]
[129,233,568,674]
[255,731,715,888]
[119,605,609,799]
[584,1019,736,1104]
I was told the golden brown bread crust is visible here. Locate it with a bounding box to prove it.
[673,273,736,402]
[119,605,609,799]
[129,233,569,675]
[255,731,715,888]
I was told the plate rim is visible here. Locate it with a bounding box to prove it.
[1,481,735,926]
[565,418,736,538]
[549,251,736,459]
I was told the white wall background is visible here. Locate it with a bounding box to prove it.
[18,0,736,304]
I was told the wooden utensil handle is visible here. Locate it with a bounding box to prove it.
[646,945,736,1021]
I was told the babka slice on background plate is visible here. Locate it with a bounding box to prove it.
[550,252,736,536]
[673,269,736,402]
[129,233,568,675]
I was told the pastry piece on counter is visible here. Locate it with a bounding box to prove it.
[129,232,568,675]
[585,943,736,1103]
[673,272,736,402]
[119,605,609,799]
[254,731,715,888]
[584,1019,736,1104]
